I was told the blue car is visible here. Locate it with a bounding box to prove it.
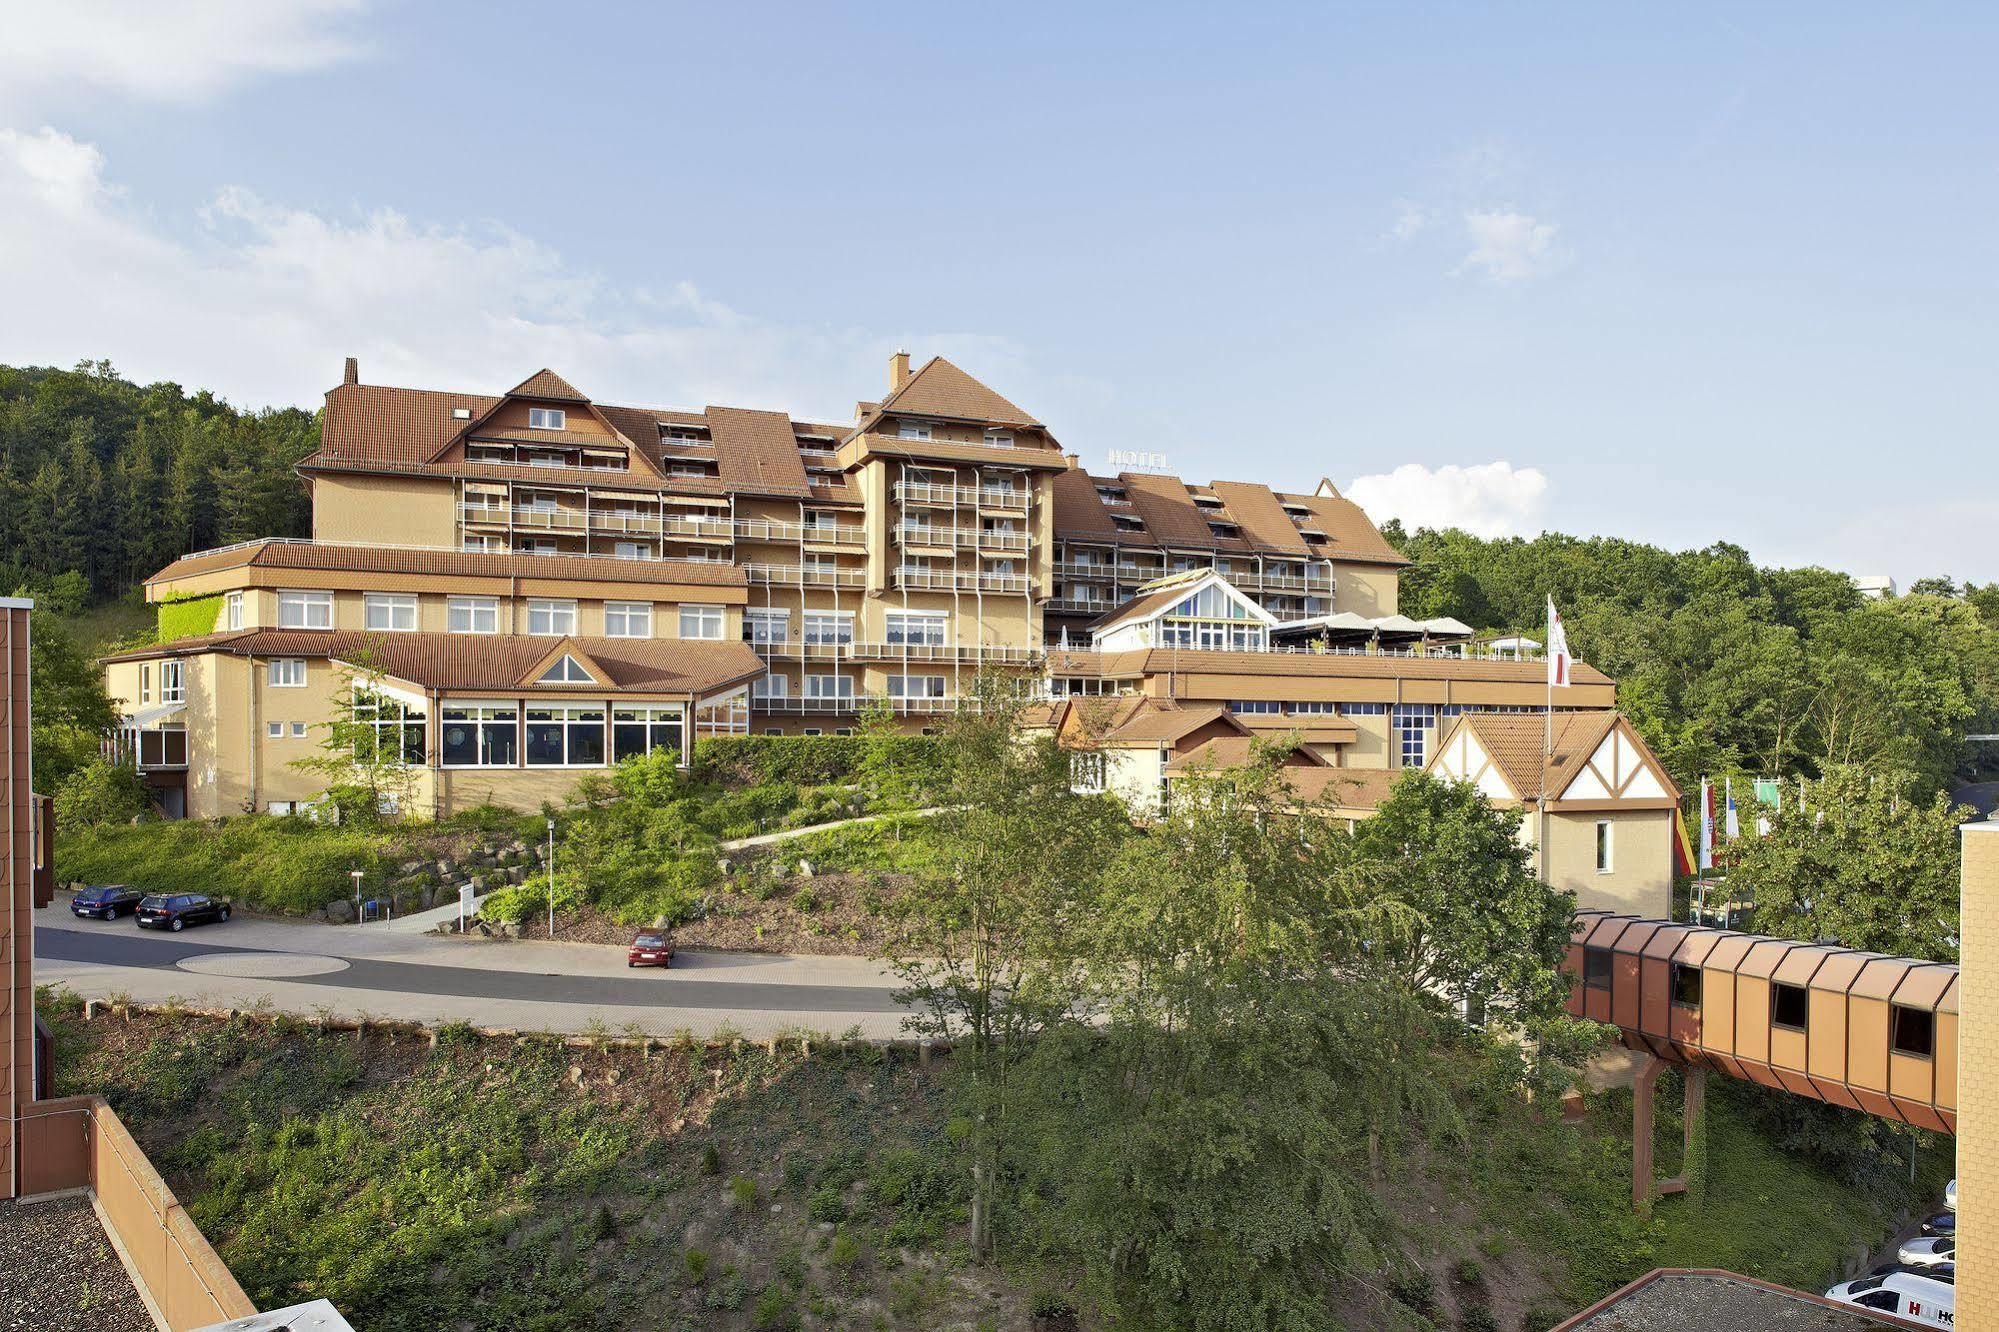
[72,885,144,920]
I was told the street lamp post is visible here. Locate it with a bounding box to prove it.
[546,816,556,941]
[349,869,363,922]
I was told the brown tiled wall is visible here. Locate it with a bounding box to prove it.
[1960,821,1999,1328]
[2,603,31,1198]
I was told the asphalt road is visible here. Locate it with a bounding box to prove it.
[33,907,911,1038]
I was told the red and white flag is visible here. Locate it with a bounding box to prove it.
[1546,595,1571,688]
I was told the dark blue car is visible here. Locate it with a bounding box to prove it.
[135,893,232,931]
[71,885,144,920]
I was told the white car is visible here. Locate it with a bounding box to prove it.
[1945,1177,1957,1212]
[1899,1236,1955,1268]
[1826,1271,1954,1328]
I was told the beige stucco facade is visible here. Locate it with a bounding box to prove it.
[1958,821,1998,1329]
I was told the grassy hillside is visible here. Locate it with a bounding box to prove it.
[42,997,1945,1332]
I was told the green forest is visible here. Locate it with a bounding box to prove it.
[7,359,1998,808]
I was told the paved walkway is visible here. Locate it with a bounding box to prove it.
[716,806,949,852]
[34,900,910,1039]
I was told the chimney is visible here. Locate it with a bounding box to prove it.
[342,357,359,386]
[889,350,911,392]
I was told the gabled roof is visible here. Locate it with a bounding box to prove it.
[1435,711,1677,805]
[1100,700,1244,747]
[520,639,612,688]
[506,368,588,402]
[145,540,746,592]
[106,630,765,698]
[866,356,1041,430]
[1089,570,1278,637]
[1164,734,1329,772]
[705,406,814,498]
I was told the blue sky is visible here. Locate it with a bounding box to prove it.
[4,3,1994,583]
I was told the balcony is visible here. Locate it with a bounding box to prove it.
[893,568,1030,595]
[743,563,867,588]
[851,641,1040,664]
[1047,597,1114,615]
[1054,560,1114,579]
[508,505,587,531]
[658,514,734,540]
[590,510,666,536]
[895,524,1031,553]
[894,482,1031,512]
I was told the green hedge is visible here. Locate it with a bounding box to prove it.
[692,735,945,788]
[57,819,394,915]
[157,594,224,641]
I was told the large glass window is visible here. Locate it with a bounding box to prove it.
[364,593,418,632]
[159,660,184,704]
[752,674,789,700]
[613,705,684,763]
[448,597,498,634]
[678,605,723,640]
[353,692,426,765]
[439,704,517,766]
[278,590,332,629]
[802,613,853,647]
[885,613,947,647]
[805,674,853,701]
[886,674,946,700]
[605,602,653,638]
[527,599,577,635]
[1392,703,1436,768]
[525,704,605,766]
[744,610,789,645]
[528,407,567,430]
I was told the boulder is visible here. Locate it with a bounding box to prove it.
[468,876,485,893]
[436,859,456,876]
[507,866,526,884]
[716,858,733,876]
[796,860,814,879]
[326,899,356,925]
[399,860,425,876]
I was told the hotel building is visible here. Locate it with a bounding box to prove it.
[102,353,1670,910]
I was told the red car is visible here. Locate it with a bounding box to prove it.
[627,929,675,968]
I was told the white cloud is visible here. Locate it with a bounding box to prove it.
[0,127,980,418]
[1344,461,1550,538]
[1456,208,1563,284]
[1,1,369,108]
[1386,199,1430,242]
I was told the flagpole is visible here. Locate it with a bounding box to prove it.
[1540,597,1554,885]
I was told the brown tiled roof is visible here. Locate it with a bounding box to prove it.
[858,437,1068,471]
[870,356,1041,429]
[106,629,764,697]
[147,540,746,589]
[1449,710,1623,800]
[317,384,492,467]
[1087,581,1201,633]
[1235,714,1360,743]
[1119,473,1219,547]
[507,369,588,402]
[1277,490,1409,566]
[1050,468,1123,539]
[1283,767,1403,810]
[705,407,813,498]
[1165,734,1329,772]
[1209,481,1310,555]
[1102,701,1243,746]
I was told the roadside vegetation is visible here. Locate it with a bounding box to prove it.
[41,991,1943,1332]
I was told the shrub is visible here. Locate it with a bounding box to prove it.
[694,735,946,791]
[55,817,393,915]
[728,1174,759,1208]
[478,871,585,926]
[806,1185,847,1223]
[827,1230,863,1270]
[751,1283,793,1329]
[700,1143,722,1175]
[703,1270,747,1311]
[682,1247,709,1284]
[792,885,822,913]
[54,759,151,829]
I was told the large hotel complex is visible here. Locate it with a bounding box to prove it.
[105,353,1678,913]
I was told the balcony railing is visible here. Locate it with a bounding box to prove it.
[508,505,587,531]
[894,482,1030,511]
[897,525,1030,552]
[1047,597,1114,614]
[893,569,1030,594]
[744,563,867,588]
[754,693,961,715]
[1054,561,1114,579]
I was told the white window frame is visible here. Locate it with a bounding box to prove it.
[885,612,948,648]
[805,674,854,700]
[277,590,333,630]
[267,721,284,739]
[751,673,789,700]
[364,593,419,633]
[528,407,567,430]
[897,420,933,441]
[159,660,185,705]
[448,597,499,635]
[744,609,789,645]
[527,599,577,636]
[678,605,724,640]
[604,601,653,638]
[268,658,307,688]
[885,674,946,700]
[523,703,607,768]
[1596,820,1615,874]
[802,612,854,647]
[439,702,520,768]
[224,591,243,631]
[612,541,655,560]
[290,722,308,739]
[139,663,151,704]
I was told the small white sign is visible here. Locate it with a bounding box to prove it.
[1106,449,1169,471]
[458,882,475,930]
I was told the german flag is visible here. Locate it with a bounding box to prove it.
[1672,806,1698,877]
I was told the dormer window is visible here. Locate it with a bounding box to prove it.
[529,408,567,430]
[1208,522,1240,539]
[1193,495,1223,509]
[897,420,933,441]
[1113,514,1144,532]
[1095,486,1129,506]
[538,655,595,684]
[985,430,1013,449]
[1282,502,1311,516]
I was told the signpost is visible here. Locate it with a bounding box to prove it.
[458,882,475,933]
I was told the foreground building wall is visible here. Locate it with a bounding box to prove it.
[2,599,32,1199]
[1959,819,1999,1329]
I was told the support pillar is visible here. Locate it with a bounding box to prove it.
[1631,1054,1706,1213]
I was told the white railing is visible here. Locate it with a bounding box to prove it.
[1054,561,1114,578]
[893,569,1030,594]
[743,563,867,588]
[897,525,1030,552]
[894,482,1030,511]
[510,505,587,530]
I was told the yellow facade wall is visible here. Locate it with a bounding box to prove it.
[1539,808,1672,916]
[1958,821,1999,1330]
[313,473,457,546]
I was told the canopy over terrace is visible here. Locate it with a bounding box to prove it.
[1269,612,1477,649]
[1565,910,1958,1133]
